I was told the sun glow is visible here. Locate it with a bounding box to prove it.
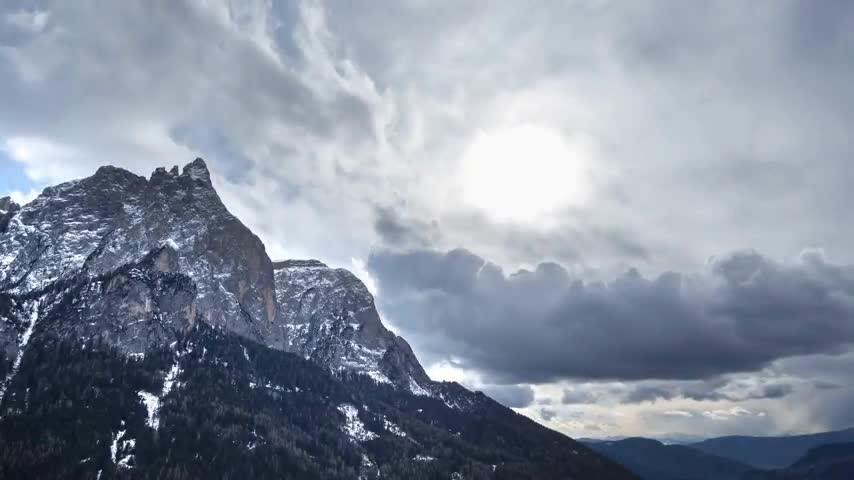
[457,125,592,225]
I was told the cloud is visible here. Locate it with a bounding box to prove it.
[369,247,854,383]
[662,410,694,418]
[3,188,39,206]
[813,380,843,391]
[621,376,799,404]
[562,388,601,405]
[558,383,632,405]
[373,205,441,248]
[622,384,725,404]
[478,384,535,409]
[702,407,754,421]
[5,8,49,35]
[539,408,557,421]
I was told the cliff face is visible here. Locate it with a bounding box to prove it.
[0,159,279,350]
[274,259,430,392]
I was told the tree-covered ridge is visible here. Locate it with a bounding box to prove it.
[0,318,634,479]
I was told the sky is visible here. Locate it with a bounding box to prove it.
[2,0,854,440]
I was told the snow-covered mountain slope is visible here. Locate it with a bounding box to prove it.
[274,259,430,392]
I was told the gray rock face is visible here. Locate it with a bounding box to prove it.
[0,159,431,394]
[52,246,199,357]
[274,259,431,392]
[0,197,20,235]
[0,159,280,347]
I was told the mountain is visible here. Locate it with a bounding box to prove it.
[0,159,638,479]
[743,442,854,480]
[578,433,706,446]
[583,437,756,480]
[654,434,707,445]
[689,428,854,470]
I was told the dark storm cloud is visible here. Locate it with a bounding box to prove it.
[621,379,795,404]
[439,210,652,269]
[562,388,601,405]
[539,408,557,421]
[760,383,795,399]
[478,384,535,409]
[169,125,255,182]
[369,248,854,383]
[766,353,854,431]
[373,206,440,248]
[813,380,844,391]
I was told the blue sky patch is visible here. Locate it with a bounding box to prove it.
[0,150,33,196]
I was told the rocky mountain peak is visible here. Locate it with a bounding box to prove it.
[0,197,20,214]
[274,259,431,392]
[182,157,211,185]
[149,158,213,191]
[1,159,430,394]
[1,158,278,345]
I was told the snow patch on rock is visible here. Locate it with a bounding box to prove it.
[138,391,161,429]
[337,403,377,442]
[138,357,183,429]
[0,303,40,410]
[110,427,135,468]
[409,376,432,396]
[383,417,406,437]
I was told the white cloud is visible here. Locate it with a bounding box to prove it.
[2,137,88,184]
[348,257,378,296]
[5,9,50,34]
[702,406,754,421]
[2,188,39,206]
[662,410,694,418]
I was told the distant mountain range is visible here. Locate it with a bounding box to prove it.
[744,442,854,480]
[690,427,854,469]
[583,427,854,480]
[584,437,756,480]
[578,433,706,445]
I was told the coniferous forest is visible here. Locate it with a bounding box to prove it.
[0,299,632,479]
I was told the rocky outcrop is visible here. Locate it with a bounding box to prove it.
[274,259,431,392]
[0,197,20,236]
[49,245,199,357]
[0,159,281,348]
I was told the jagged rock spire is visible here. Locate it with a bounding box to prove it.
[0,197,20,213]
[181,158,211,185]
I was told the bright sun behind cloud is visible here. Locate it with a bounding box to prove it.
[458,124,592,225]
